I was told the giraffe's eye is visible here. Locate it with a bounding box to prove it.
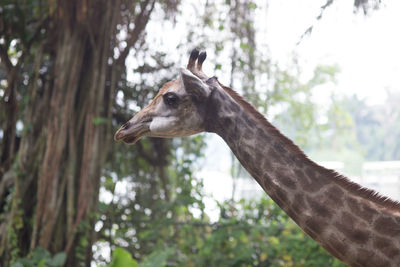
[163,92,179,108]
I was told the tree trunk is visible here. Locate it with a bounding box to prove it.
[0,0,159,265]
[0,0,142,265]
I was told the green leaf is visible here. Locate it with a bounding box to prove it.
[49,252,67,267]
[240,42,250,50]
[110,248,138,267]
[32,247,51,262]
[38,258,47,267]
[13,259,34,267]
[138,248,173,267]
[93,117,108,125]
[248,2,257,9]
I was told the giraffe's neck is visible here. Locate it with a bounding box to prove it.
[206,85,400,267]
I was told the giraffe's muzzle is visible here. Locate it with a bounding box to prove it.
[114,117,152,144]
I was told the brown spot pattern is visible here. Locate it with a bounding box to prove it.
[373,236,399,258]
[326,187,344,203]
[341,211,355,226]
[306,196,331,218]
[334,222,370,244]
[274,188,289,210]
[292,194,306,213]
[328,234,347,260]
[279,173,297,190]
[262,158,273,171]
[374,217,400,236]
[356,249,390,267]
[305,217,326,236]
[273,142,287,154]
[299,169,326,193]
[268,148,282,162]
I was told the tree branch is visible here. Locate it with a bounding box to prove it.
[0,44,13,73]
[136,140,158,165]
[296,0,334,45]
[116,0,156,65]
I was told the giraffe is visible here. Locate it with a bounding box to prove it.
[114,49,400,266]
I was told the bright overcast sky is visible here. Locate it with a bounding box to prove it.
[267,0,400,105]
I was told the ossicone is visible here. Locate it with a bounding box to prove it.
[186,48,208,79]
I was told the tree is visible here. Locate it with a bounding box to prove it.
[0,1,178,266]
[342,92,400,161]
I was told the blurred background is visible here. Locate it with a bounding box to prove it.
[0,0,399,266]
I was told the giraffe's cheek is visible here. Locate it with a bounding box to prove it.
[149,117,178,135]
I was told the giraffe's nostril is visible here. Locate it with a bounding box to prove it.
[121,121,130,130]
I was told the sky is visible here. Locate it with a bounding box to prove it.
[267,0,400,105]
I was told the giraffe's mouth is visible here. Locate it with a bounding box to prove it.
[114,118,152,144]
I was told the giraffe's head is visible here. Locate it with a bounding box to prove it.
[114,49,217,144]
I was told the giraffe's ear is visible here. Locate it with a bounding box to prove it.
[180,68,210,101]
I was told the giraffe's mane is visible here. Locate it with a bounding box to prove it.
[218,82,400,211]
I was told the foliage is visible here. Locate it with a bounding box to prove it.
[107,197,345,266]
[10,248,66,267]
[268,64,341,149]
[191,197,344,267]
[342,92,400,161]
[109,247,174,267]
[109,248,138,267]
[307,91,400,175]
